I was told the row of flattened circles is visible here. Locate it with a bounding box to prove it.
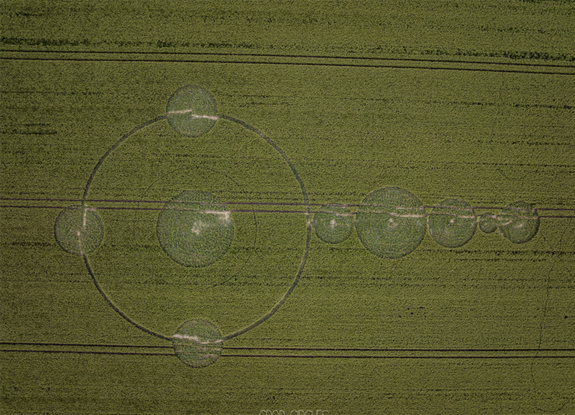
[313,187,540,258]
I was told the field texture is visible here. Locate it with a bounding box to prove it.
[1,1,574,414]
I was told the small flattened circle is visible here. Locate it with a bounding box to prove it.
[428,198,476,248]
[172,319,223,368]
[498,201,540,244]
[478,212,499,234]
[54,205,104,256]
[313,204,354,244]
[166,85,218,137]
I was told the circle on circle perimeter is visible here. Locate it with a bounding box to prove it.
[157,190,234,267]
[166,85,218,137]
[355,187,426,259]
[172,319,223,368]
[54,205,104,256]
[428,198,476,248]
[313,204,354,244]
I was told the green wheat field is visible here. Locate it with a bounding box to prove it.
[1,1,574,414]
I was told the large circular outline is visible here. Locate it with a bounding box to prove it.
[79,89,311,342]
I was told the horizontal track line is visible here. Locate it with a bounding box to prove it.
[1,56,573,75]
[221,354,575,359]
[3,349,573,359]
[2,204,574,219]
[2,49,573,69]
[1,197,574,212]
[0,342,172,349]
[0,349,173,356]
[2,342,574,353]
[225,347,575,352]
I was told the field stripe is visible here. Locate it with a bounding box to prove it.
[1,50,574,76]
[2,349,574,360]
[2,49,574,69]
[1,56,573,76]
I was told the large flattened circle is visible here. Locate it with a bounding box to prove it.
[355,187,426,259]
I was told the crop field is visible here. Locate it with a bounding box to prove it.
[1,1,574,414]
